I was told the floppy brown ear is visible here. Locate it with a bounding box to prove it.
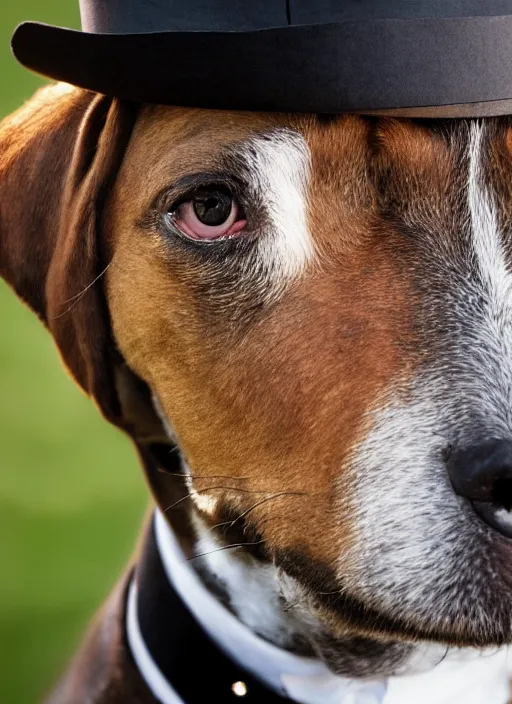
[0,84,136,425]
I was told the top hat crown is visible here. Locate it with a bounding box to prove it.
[12,0,512,117]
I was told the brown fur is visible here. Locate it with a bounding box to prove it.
[102,107,420,577]
[3,85,512,701]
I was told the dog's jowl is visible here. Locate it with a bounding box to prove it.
[5,75,512,704]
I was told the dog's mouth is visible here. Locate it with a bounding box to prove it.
[303,584,512,664]
[274,580,447,678]
[276,537,512,658]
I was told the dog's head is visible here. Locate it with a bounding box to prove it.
[3,85,512,671]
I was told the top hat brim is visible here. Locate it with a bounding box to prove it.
[11,17,512,118]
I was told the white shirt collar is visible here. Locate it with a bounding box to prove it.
[127,510,511,704]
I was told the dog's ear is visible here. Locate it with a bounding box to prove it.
[0,85,136,425]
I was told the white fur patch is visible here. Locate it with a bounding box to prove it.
[469,122,512,327]
[341,388,467,631]
[468,122,508,293]
[466,122,512,435]
[244,131,314,282]
[191,512,304,648]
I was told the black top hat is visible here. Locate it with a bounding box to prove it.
[11,0,512,118]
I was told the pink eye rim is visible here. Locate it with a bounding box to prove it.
[170,186,247,242]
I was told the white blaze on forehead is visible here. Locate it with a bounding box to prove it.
[243,130,314,280]
[467,121,512,434]
[468,121,512,304]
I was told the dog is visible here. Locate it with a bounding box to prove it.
[3,82,512,703]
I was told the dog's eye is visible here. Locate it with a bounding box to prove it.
[172,186,246,241]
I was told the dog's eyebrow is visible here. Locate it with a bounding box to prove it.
[149,132,294,217]
[170,171,240,194]
[149,170,246,215]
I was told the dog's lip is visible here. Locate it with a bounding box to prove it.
[472,500,512,539]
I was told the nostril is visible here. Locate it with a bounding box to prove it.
[446,439,512,538]
[491,477,512,511]
[446,439,512,502]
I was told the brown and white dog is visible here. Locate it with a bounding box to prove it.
[3,83,512,703]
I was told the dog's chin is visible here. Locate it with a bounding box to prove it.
[298,592,512,679]
[276,545,512,678]
[321,578,512,642]
[305,629,422,679]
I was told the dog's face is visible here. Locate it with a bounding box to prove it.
[104,107,512,651]
[3,88,512,671]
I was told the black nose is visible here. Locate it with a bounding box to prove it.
[446,439,512,537]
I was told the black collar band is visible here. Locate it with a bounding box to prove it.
[127,513,294,703]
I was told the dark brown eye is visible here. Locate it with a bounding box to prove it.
[173,186,247,241]
[192,187,234,226]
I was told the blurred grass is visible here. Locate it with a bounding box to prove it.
[0,4,147,702]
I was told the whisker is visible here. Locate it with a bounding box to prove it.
[156,445,181,458]
[52,261,113,319]
[189,540,265,561]
[436,648,450,666]
[230,491,307,524]
[158,471,249,482]
[162,493,195,513]
[208,491,308,533]
[163,485,282,514]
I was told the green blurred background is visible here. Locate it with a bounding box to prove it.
[0,4,148,702]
